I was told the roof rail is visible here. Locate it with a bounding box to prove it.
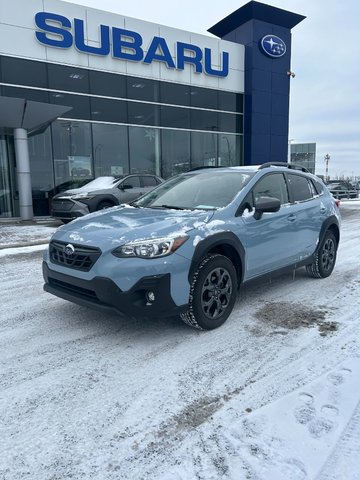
[189,166,224,172]
[259,162,310,173]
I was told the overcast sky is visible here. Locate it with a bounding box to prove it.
[63,0,360,178]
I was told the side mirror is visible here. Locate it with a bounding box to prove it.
[120,184,133,190]
[253,196,281,220]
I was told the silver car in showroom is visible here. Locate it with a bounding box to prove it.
[51,174,163,223]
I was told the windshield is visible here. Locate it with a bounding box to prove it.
[134,171,253,210]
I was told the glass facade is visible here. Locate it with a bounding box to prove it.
[290,143,316,174]
[0,55,243,216]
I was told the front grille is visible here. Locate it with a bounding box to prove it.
[49,241,101,271]
[52,199,74,211]
[49,277,98,301]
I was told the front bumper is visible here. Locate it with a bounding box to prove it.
[51,199,90,220]
[43,262,187,318]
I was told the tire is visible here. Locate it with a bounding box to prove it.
[181,254,238,330]
[97,201,115,211]
[306,230,337,278]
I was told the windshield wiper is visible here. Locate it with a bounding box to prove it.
[150,204,190,210]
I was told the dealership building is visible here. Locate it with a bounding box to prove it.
[0,0,304,219]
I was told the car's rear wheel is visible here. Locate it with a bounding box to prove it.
[306,230,337,278]
[181,254,237,330]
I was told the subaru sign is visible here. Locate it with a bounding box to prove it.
[260,35,286,58]
[35,12,229,77]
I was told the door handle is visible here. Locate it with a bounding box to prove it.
[287,214,296,222]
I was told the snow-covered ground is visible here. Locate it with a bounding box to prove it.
[0,203,359,480]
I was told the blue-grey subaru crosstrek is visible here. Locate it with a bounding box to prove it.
[43,163,341,330]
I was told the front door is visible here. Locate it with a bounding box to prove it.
[240,173,298,279]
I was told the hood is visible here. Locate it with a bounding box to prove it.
[52,205,215,250]
[55,188,108,197]
[54,176,120,197]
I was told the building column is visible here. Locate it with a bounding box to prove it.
[14,128,34,220]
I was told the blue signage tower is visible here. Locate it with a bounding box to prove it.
[209,1,305,165]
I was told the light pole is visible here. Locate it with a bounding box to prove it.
[324,154,330,182]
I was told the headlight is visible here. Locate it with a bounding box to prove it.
[70,193,95,200]
[112,236,189,258]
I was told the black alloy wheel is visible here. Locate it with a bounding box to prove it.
[181,254,238,330]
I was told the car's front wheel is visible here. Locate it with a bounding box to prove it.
[181,254,238,330]
[306,230,338,278]
[97,200,115,211]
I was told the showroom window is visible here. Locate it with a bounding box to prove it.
[128,102,159,126]
[2,86,49,103]
[160,105,190,130]
[89,70,126,98]
[190,131,218,169]
[48,64,89,94]
[50,92,90,120]
[92,123,129,177]
[0,56,47,88]
[190,85,218,109]
[161,129,190,178]
[90,97,127,123]
[219,134,242,167]
[51,121,93,187]
[160,82,190,106]
[126,77,159,102]
[129,126,160,175]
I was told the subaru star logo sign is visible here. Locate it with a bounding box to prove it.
[260,35,286,58]
[64,244,75,256]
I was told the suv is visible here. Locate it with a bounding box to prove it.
[43,163,340,330]
[51,174,163,223]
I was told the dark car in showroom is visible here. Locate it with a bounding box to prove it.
[51,174,163,223]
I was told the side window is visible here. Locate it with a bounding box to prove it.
[141,176,157,187]
[238,192,254,215]
[253,173,289,205]
[120,176,141,188]
[313,179,324,195]
[288,174,313,202]
[309,180,318,197]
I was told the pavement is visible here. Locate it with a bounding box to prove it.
[0,217,62,249]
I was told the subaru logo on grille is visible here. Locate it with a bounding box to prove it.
[260,35,286,58]
[64,244,75,256]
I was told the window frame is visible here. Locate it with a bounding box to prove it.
[237,172,290,216]
[251,172,290,206]
[286,173,318,203]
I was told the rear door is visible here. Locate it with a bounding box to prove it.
[285,173,326,260]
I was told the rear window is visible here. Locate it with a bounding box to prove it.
[141,176,158,187]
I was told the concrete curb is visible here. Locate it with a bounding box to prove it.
[0,239,50,250]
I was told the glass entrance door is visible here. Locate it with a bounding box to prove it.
[0,135,15,217]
